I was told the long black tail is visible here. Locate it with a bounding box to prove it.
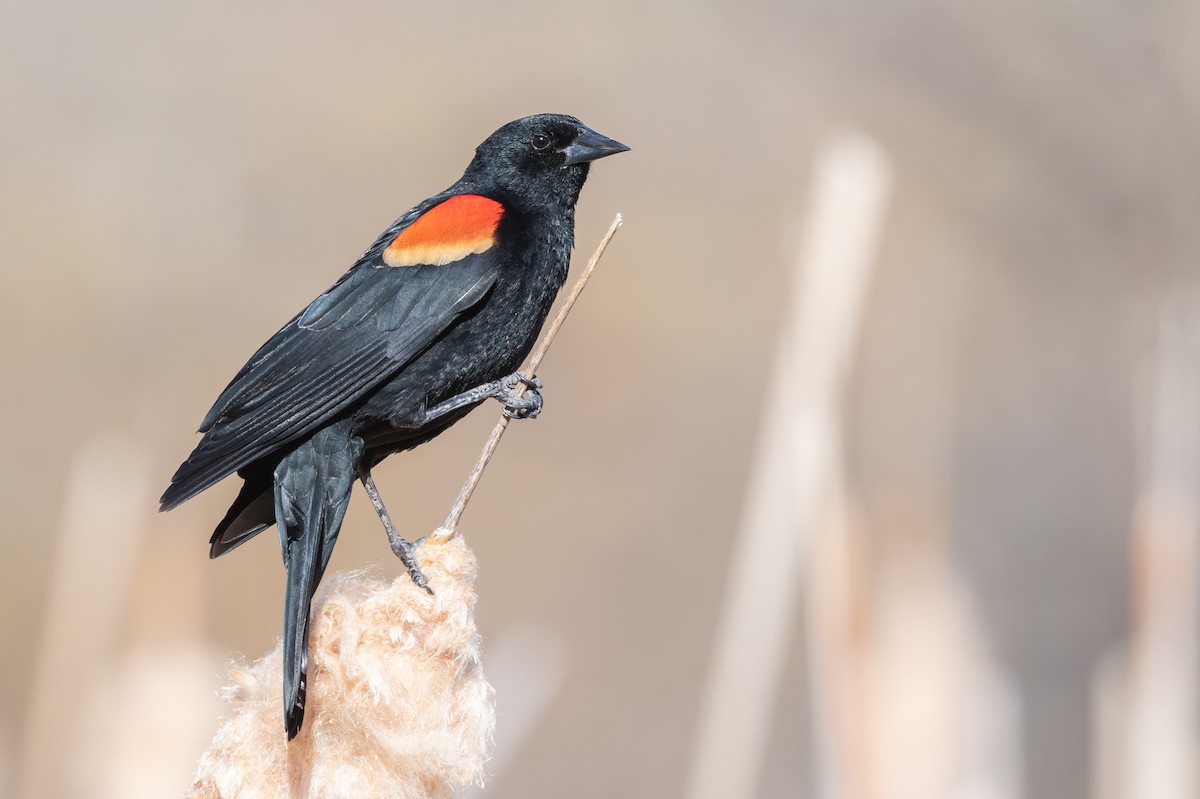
[272,421,362,739]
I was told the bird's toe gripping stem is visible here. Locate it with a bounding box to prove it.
[501,372,543,420]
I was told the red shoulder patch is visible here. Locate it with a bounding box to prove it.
[382,194,505,267]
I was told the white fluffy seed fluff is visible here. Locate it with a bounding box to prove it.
[187,536,495,799]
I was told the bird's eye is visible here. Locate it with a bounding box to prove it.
[531,133,552,151]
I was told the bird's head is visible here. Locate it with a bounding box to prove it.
[463,114,629,211]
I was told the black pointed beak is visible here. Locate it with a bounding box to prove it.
[562,125,630,166]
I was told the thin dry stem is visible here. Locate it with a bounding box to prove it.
[428,213,624,544]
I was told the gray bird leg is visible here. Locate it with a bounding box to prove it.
[423,371,543,422]
[359,468,431,593]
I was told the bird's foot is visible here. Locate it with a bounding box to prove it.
[422,372,544,423]
[388,530,432,594]
[499,372,543,420]
[360,467,433,594]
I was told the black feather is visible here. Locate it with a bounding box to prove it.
[160,259,498,510]
[209,465,275,558]
[276,421,361,738]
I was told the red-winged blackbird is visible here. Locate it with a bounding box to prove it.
[160,114,628,738]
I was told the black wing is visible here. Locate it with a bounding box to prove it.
[160,208,499,511]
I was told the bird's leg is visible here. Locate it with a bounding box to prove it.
[358,468,431,594]
[423,371,543,422]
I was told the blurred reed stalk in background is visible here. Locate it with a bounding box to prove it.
[1095,298,1200,799]
[14,434,151,799]
[683,130,888,799]
[12,433,222,799]
[684,130,1025,799]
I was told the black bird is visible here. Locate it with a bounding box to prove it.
[160,114,628,738]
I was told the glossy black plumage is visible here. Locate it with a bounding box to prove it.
[160,114,628,738]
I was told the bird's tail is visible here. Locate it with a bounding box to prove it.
[272,422,361,740]
[209,465,276,558]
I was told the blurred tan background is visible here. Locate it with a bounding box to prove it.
[2,1,1199,797]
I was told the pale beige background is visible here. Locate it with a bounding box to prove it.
[2,1,1198,797]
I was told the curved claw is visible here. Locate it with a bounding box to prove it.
[516,372,543,391]
[503,386,543,420]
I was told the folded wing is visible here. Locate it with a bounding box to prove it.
[160,194,505,510]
